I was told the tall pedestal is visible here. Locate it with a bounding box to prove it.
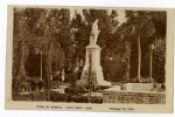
[77,44,111,87]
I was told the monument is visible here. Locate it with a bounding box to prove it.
[77,19,111,87]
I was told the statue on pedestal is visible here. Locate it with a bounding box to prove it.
[77,19,111,88]
[90,19,100,46]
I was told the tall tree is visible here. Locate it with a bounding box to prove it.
[124,10,166,82]
[13,8,30,93]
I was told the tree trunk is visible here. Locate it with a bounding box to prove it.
[46,40,53,89]
[126,55,131,82]
[149,48,153,78]
[137,31,141,81]
[125,42,131,82]
[149,44,154,83]
[15,41,27,93]
[40,51,43,81]
[19,41,26,77]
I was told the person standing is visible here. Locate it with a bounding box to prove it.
[61,69,65,84]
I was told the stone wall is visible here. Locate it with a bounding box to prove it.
[123,83,155,91]
[102,90,165,104]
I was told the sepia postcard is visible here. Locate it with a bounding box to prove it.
[5,5,174,112]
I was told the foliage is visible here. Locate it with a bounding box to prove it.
[13,7,166,92]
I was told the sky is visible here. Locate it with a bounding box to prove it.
[69,8,126,26]
[70,9,85,23]
[115,10,127,25]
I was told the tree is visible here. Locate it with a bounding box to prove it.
[13,8,30,93]
[31,8,70,88]
[124,10,166,82]
[13,8,70,90]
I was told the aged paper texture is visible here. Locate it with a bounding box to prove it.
[5,5,174,112]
